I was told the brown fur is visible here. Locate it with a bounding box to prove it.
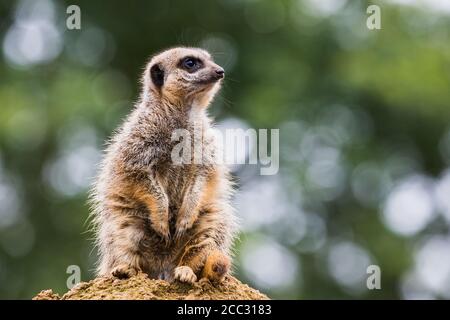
[89,47,238,284]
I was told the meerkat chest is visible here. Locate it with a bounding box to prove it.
[160,161,212,186]
[168,123,218,166]
[157,115,219,201]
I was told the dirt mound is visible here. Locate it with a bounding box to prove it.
[33,273,269,300]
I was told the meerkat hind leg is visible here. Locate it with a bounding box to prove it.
[98,214,147,279]
[201,249,230,283]
[111,263,140,279]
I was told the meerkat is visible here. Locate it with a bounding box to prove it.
[89,47,237,284]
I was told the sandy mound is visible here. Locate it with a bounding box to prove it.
[33,273,269,300]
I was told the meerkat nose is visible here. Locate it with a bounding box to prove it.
[215,68,225,78]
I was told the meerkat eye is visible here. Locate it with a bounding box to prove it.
[180,57,203,72]
[184,58,196,68]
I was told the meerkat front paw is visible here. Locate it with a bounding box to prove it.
[174,218,194,239]
[149,207,171,241]
[174,266,197,284]
[152,219,171,242]
[174,208,199,239]
[147,196,170,241]
[111,264,139,279]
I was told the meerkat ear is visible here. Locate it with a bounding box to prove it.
[150,63,164,88]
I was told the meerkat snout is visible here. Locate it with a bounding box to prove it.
[215,67,225,78]
[143,47,224,108]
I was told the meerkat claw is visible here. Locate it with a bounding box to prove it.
[174,266,197,284]
[152,221,170,242]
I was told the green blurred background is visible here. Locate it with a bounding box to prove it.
[1,0,450,299]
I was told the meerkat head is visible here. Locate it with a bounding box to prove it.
[143,47,225,109]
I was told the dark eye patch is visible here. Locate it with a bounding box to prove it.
[178,56,203,73]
